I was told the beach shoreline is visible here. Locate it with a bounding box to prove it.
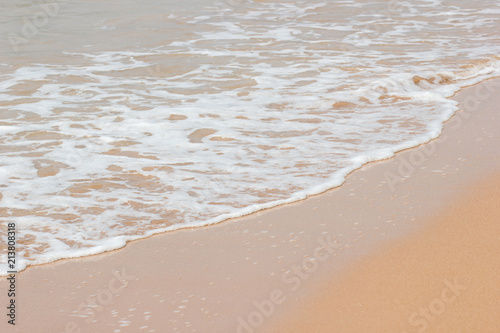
[272,159,500,333]
[1,77,499,332]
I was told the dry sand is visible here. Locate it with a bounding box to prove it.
[1,78,499,333]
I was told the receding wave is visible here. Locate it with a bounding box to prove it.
[1,0,499,274]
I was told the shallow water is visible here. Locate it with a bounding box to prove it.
[1,0,499,274]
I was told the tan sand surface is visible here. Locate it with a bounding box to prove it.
[272,172,500,333]
[1,78,499,333]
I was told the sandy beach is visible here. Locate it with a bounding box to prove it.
[272,166,500,332]
[273,164,500,333]
[1,77,499,333]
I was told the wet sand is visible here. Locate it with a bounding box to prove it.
[1,78,499,333]
[272,170,500,333]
